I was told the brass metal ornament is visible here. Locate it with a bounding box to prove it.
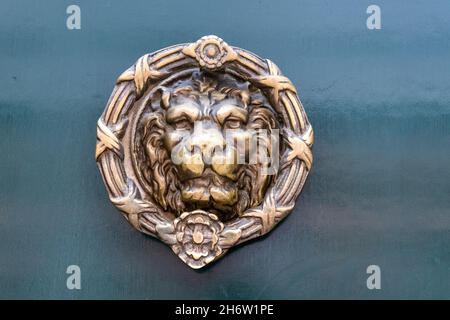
[96,36,314,269]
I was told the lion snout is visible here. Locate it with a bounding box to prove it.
[175,127,239,178]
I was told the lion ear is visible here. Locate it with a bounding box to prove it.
[156,87,171,109]
[240,91,250,108]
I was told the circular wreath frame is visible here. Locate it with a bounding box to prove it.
[96,36,313,269]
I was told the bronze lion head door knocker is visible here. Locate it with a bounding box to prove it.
[96,36,314,269]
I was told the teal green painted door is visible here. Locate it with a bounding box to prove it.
[0,0,449,299]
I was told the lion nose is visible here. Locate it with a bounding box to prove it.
[187,127,225,160]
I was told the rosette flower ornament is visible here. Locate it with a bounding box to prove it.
[182,35,238,69]
[172,210,224,269]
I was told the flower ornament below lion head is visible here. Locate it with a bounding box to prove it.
[172,210,224,269]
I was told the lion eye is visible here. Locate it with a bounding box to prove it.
[173,119,192,130]
[223,118,242,129]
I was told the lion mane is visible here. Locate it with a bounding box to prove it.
[136,72,278,220]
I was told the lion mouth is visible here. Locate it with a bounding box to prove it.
[181,169,237,206]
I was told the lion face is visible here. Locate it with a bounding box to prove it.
[139,72,278,221]
[164,94,247,212]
